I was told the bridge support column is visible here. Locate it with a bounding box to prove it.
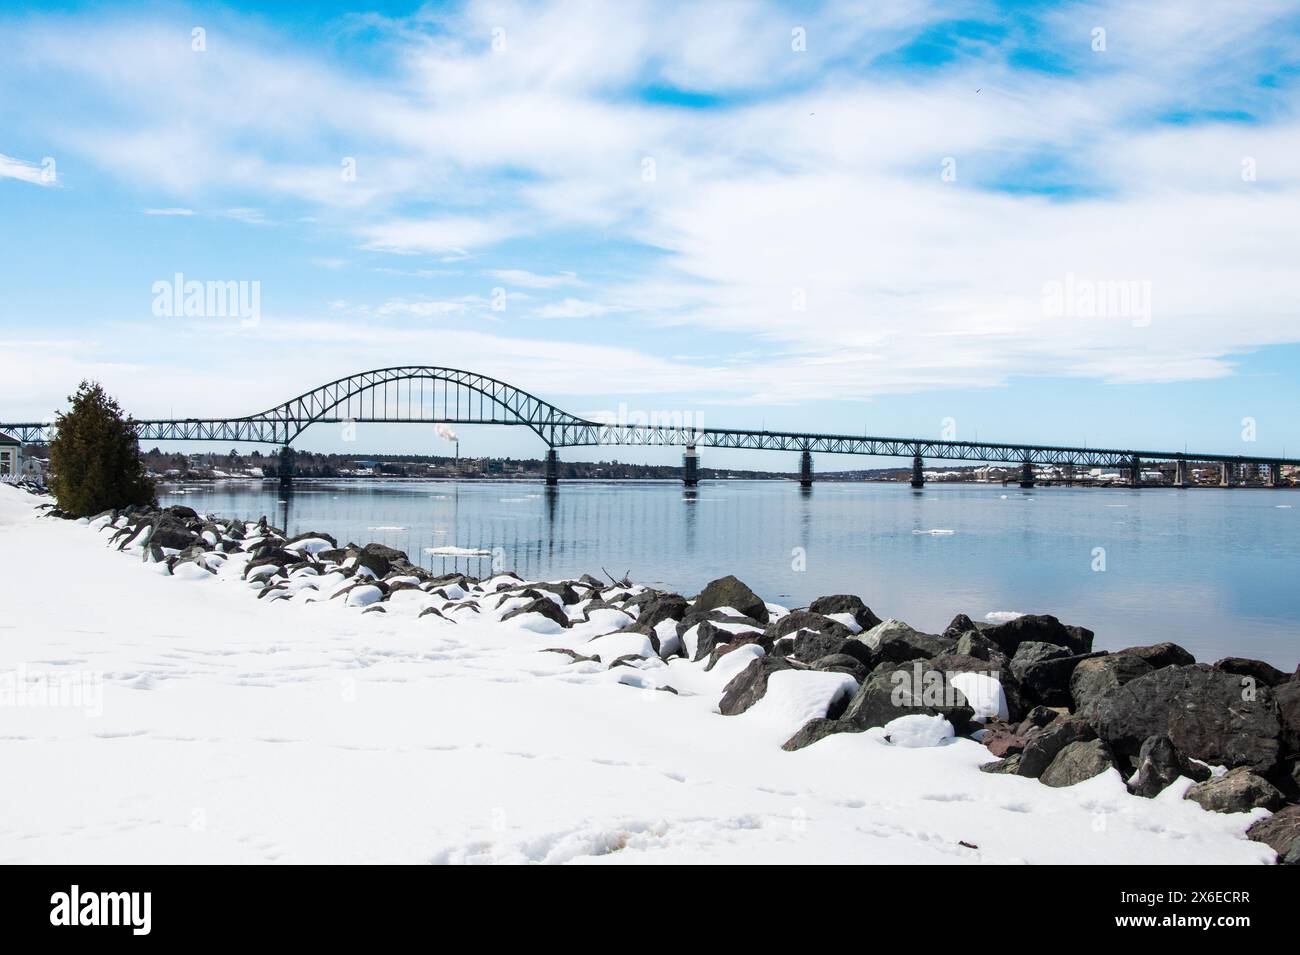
[278,445,294,489]
[1267,462,1282,488]
[544,448,559,486]
[1064,462,1075,486]
[683,445,699,487]
[1173,458,1189,488]
[1220,461,1234,488]
[799,450,813,489]
[1130,454,1142,488]
[910,454,925,489]
[1019,458,1035,489]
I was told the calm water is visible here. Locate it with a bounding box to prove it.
[158,479,1300,669]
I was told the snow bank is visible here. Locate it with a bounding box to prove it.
[0,485,1274,866]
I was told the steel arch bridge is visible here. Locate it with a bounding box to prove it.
[3,365,1298,478]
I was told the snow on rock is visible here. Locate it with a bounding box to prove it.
[949,672,1009,722]
[344,584,383,608]
[585,631,656,662]
[882,714,955,748]
[744,670,859,735]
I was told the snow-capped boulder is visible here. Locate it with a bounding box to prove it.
[882,714,954,748]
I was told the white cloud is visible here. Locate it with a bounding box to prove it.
[0,152,54,186]
[142,207,193,216]
[532,298,621,319]
[488,269,582,289]
[359,217,517,255]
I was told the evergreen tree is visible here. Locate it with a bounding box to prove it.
[49,381,156,516]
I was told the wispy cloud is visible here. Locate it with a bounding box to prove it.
[488,269,583,289]
[0,152,54,186]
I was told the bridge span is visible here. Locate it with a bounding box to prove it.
[3,366,1296,489]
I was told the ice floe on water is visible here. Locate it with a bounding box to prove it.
[912,528,956,536]
[423,546,492,556]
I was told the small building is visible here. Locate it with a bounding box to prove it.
[0,432,21,478]
[21,456,46,482]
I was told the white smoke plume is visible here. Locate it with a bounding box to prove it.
[436,424,458,442]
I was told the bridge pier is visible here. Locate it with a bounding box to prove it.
[1063,462,1075,486]
[1220,461,1234,488]
[1267,462,1282,488]
[683,445,699,487]
[799,450,813,489]
[544,448,559,486]
[1173,458,1189,488]
[1019,458,1034,489]
[1130,454,1142,488]
[910,454,924,489]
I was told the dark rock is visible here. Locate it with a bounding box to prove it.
[1119,642,1196,669]
[353,542,409,578]
[635,594,689,630]
[764,610,853,643]
[692,620,763,663]
[782,717,862,752]
[980,754,1023,774]
[362,604,387,614]
[811,653,870,682]
[982,725,1028,757]
[1070,653,1154,717]
[942,613,979,639]
[1018,716,1097,779]
[148,516,198,551]
[1276,682,1300,756]
[869,622,955,665]
[243,551,300,579]
[287,530,338,548]
[1214,657,1289,689]
[1185,767,1285,814]
[1012,644,1105,708]
[841,662,973,733]
[1015,705,1061,734]
[719,656,798,716]
[982,614,1094,656]
[527,581,580,606]
[1092,664,1282,773]
[501,597,571,629]
[704,634,770,671]
[495,588,543,609]
[164,504,199,520]
[1246,805,1300,863]
[1128,734,1212,797]
[676,610,766,639]
[418,606,449,621]
[607,653,648,669]
[691,575,769,624]
[790,628,869,666]
[1040,739,1116,788]
[807,594,881,632]
[541,647,598,664]
[954,630,1009,664]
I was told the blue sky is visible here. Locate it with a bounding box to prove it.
[2,0,1300,469]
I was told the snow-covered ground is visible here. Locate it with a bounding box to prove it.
[0,485,1272,864]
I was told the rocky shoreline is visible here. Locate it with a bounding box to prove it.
[37,491,1300,864]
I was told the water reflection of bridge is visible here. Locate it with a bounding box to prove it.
[7,366,1297,490]
[271,479,721,582]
